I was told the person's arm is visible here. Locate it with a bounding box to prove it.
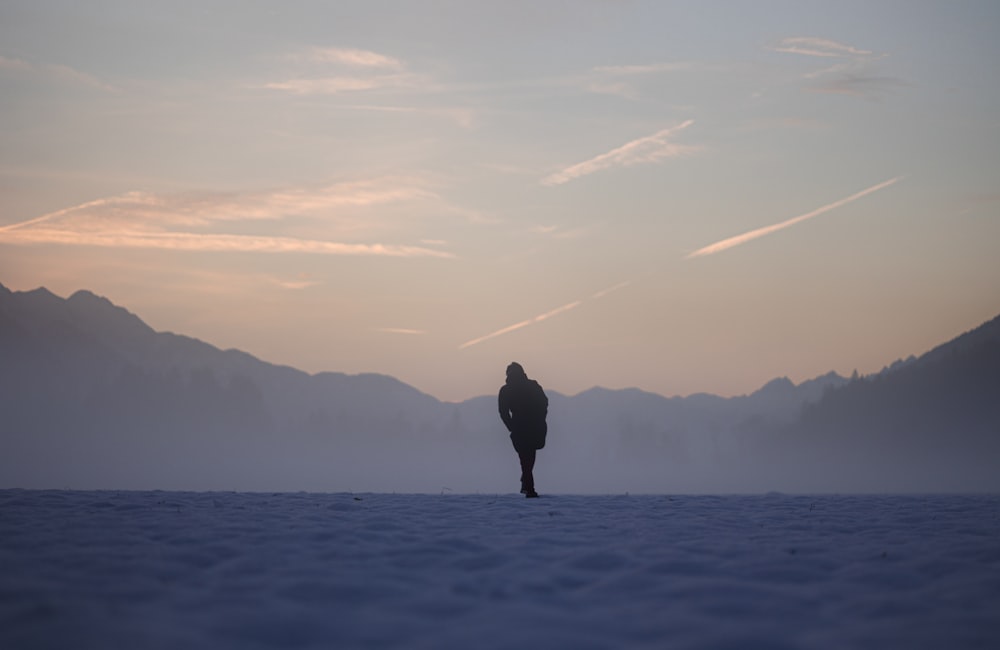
[498,387,514,432]
[533,381,548,418]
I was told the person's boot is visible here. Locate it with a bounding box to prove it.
[525,490,539,498]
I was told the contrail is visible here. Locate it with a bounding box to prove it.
[0,196,120,233]
[0,228,455,258]
[458,280,631,350]
[542,120,697,186]
[458,300,581,350]
[685,176,902,259]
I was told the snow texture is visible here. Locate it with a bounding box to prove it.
[2,490,999,649]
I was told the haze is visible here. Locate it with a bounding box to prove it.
[2,1,998,402]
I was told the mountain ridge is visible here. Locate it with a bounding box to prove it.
[1,281,997,493]
[0,281,845,403]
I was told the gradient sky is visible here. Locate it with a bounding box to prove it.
[2,1,998,402]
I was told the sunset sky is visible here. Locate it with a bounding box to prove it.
[2,1,998,401]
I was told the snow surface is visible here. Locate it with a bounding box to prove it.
[2,490,999,649]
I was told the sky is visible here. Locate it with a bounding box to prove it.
[1,1,998,402]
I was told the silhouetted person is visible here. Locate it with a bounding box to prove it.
[498,362,548,498]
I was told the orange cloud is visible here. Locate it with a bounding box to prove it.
[0,179,451,259]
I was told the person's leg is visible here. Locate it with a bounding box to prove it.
[518,448,537,496]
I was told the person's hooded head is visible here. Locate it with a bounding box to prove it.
[506,362,527,383]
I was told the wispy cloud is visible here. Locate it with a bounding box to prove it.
[580,61,713,100]
[592,62,696,75]
[686,177,902,259]
[263,77,388,94]
[0,55,33,72]
[458,300,581,350]
[542,120,698,186]
[769,36,902,100]
[770,37,873,58]
[260,47,484,127]
[376,327,426,335]
[0,179,434,228]
[268,274,321,290]
[0,54,117,92]
[808,74,907,99]
[459,281,631,349]
[0,180,453,258]
[529,223,599,240]
[295,47,403,69]
[266,46,422,96]
[0,227,452,257]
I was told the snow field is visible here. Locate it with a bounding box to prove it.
[2,490,999,649]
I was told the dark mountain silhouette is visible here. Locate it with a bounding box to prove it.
[754,314,1000,492]
[1,282,996,492]
[0,284,446,491]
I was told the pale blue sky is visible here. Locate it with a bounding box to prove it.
[2,1,998,400]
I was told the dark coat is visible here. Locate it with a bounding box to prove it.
[498,376,548,452]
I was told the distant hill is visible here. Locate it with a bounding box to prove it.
[756,314,1000,492]
[0,283,451,492]
[1,282,996,492]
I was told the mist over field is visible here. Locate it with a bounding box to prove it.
[2,283,997,494]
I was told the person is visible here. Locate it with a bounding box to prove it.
[498,362,548,498]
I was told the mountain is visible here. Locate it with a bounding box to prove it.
[1,282,996,493]
[757,314,1000,492]
[0,284,449,491]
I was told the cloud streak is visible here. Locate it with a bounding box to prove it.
[262,74,425,96]
[808,75,907,99]
[0,55,117,91]
[297,47,403,69]
[266,46,423,96]
[542,121,698,186]
[3,180,435,226]
[769,36,902,100]
[0,180,452,258]
[263,77,386,94]
[462,176,901,347]
[459,281,631,350]
[579,61,717,101]
[0,227,452,257]
[686,177,902,259]
[458,301,581,350]
[770,37,873,58]
[592,62,695,75]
